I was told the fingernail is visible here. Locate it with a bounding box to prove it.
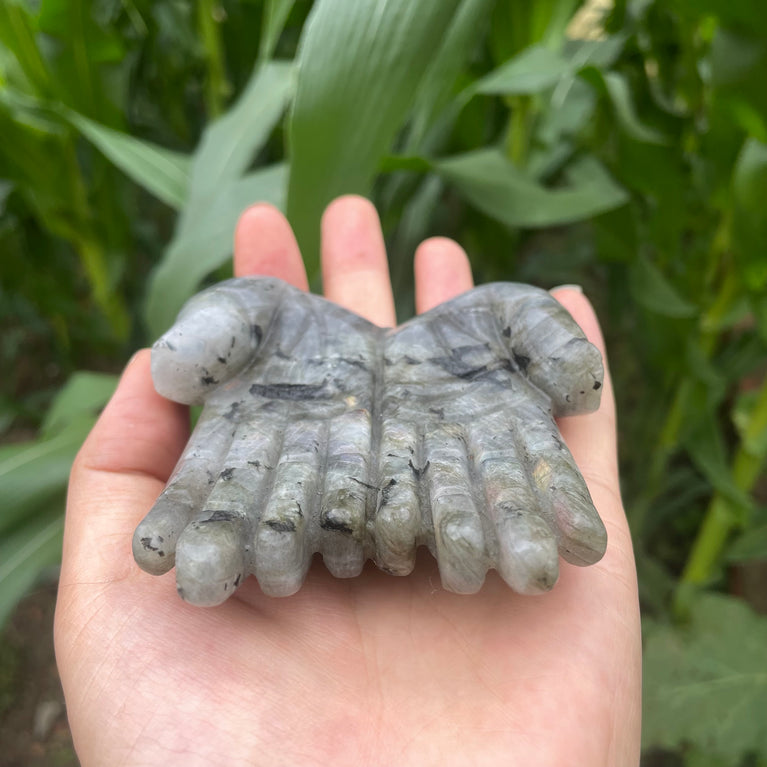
[550,284,583,294]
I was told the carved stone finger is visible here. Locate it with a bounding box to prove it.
[319,409,372,578]
[423,425,488,594]
[175,513,249,607]
[435,283,603,416]
[506,398,607,565]
[132,411,237,574]
[489,284,603,417]
[254,419,322,596]
[172,420,281,604]
[373,418,420,576]
[468,420,559,594]
[151,278,285,405]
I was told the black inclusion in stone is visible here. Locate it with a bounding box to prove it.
[266,518,296,533]
[512,349,531,372]
[249,381,331,400]
[320,514,354,535]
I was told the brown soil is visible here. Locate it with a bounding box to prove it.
[0,581,77,767]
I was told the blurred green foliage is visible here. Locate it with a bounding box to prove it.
[1,1,766,762]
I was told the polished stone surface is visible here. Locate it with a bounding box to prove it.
[133,277,607,605]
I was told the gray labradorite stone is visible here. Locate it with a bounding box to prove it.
[133,277,607,605]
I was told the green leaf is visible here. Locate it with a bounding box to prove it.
[434,149,629,227]
[684,415,754,514]
[286,0,462,277]
[710,29,767,141]
[406,0,496,151]
[145,164,287,336]
[144,60,294,336]
[685,339,727,409]
[731,138,767,291]
[0,513,64,629]
[0,1,50,96]
[726,522,767,563]
[562,35,626,70]
[732,386,767,459]
[643,593,767,760]
[476,35,626,97]
[66,111,191,209]
[629,255,698,318]
[36,0,126,124]
[41,371,117,438]
[260,0,296,61]
[0,419,90,538]
[475,44,571,95]
[580,68,666,144]
[528,78,596,179]
[673,0,767,41]
[180,60,294,227]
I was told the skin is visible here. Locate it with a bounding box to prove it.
[55,195,642,767]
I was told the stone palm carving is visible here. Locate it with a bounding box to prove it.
[133,277,607,605]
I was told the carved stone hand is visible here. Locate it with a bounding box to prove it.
[133,277,606,605]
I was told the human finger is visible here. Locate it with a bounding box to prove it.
[234,203,309,289]
[321,195,396,327]
[414,237,474,314]
[550,288,619,486]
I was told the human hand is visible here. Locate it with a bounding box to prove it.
[55,196,641,766]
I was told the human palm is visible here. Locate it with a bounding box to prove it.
[55,197,641,766]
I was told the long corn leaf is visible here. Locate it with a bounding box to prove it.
[286,0,463,278]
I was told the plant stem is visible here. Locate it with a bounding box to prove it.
[632,269,738,536]
[677,374,767,597]
[506,95,532,167]
[198,0,230,119]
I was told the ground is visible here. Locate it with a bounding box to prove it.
[0,581,77,767]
